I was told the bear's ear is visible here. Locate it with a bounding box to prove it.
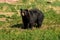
[20,9,24,16]
[20,9,22,10]
[20,9,22,13]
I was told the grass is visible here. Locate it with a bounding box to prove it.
[0,29,60,40]
[0,0,60,40]
[51,1,60,6]
[0,21,6,26]
[0,15,6,18]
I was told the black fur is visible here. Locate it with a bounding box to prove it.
[20,8,44,29]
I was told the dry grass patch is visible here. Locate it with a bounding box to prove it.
[0,0,19,4]
[52,6,60,11]
[0,12,14,17]
[52,6,60,14]
[46,0,56,3]
[46,5,60,14]
[0,18,6,21]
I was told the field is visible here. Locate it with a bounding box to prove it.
[0,0,60,40]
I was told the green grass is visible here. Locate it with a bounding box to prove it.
[0,0,60,40]
[0,21,6,26]
[0,3,16,12]
[51,1,60,6]
[0,29,60,40]
[0,15,6,18]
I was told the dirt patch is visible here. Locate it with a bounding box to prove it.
[0,18,6,21]
[0,0,5,3]
[6,0,18,4]
[0,0,18,4]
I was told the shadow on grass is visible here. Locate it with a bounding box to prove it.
[11,23,23,28]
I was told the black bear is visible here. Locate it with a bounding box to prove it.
[20,8,44,29]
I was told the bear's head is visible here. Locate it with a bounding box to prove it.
[20,9,29,16]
